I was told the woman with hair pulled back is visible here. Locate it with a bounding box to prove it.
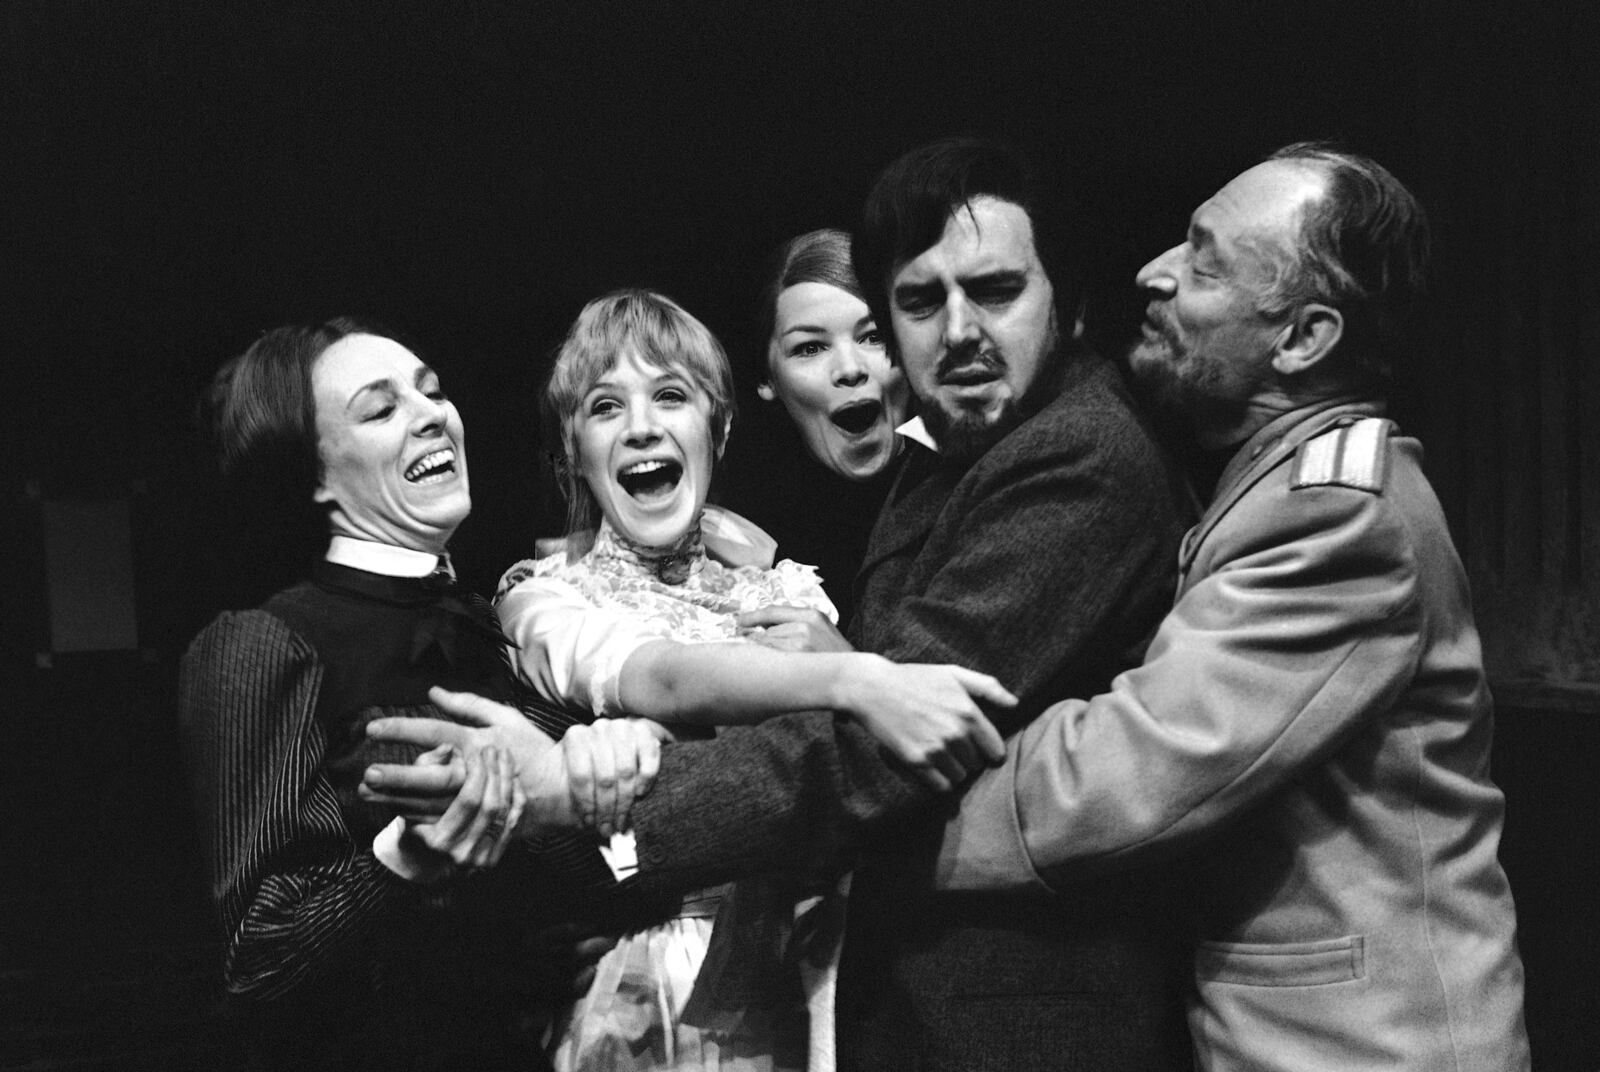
[180,320,580,1071]
[754,228,908,484]
[725,228,910,629]
[496,289,1012,1071]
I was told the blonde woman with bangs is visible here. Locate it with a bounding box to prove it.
[495,289,1012,1072]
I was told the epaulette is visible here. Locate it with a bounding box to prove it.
[1290,416,1391,492]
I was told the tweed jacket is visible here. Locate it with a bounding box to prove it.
[628,351,1195,1070]
[934,399,1530,1072]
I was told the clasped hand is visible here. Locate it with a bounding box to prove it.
[359,687,672,848]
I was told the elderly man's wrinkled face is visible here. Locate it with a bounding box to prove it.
[888,197,1063,462]
[1129,160,1326,422]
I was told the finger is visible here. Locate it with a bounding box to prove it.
[910,759,953,793]
[952,669,1019,708]
[927,747,967,791]
[363,761,464,795]
[358,786,452,820]
[467,747,507,869]
[367,716,472,749]
[563,729,598,834]
[749,624,807,651]
[415,743,457,766]
[748,631,799,652]
[588,728,620,839]
[945,733,982,779]
[734,604,814,629]
[427,686,523,727]
[970,713,1007,765]
[636,726,662,798]
[892,743,953,793]
[486,769,525,867]
[602,726,640,837]
[424,747,490,863]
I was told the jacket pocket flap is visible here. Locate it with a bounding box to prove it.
[1197,935,1365,987]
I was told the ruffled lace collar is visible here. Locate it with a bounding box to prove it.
[588,518,705,586]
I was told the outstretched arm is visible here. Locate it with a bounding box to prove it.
[934,479,1427,890]
[617,640,1011,789]
[498,571,1009,790]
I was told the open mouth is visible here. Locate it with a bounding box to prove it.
[618,458,683,501]
[404,448,457,484]
[830,399,883,436]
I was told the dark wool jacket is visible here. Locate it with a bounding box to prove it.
[627,351,1197,1071]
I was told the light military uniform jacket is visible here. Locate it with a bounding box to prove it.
[933,398,1530,1072]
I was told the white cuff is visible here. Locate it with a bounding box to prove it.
[598,830,638,881]
[373,816,455,885]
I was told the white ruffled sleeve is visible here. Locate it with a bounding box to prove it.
[769,559,840,624]
[496,567,670,719]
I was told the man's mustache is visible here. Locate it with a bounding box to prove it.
[936,346,1005,380]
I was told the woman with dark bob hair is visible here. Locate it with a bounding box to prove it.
[180,319,635,1071]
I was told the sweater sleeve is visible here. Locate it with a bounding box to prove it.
[178,610,423,1000]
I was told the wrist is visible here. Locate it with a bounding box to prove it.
[832,652,889,716]
[517,750,580,834]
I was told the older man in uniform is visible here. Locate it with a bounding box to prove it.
[933,143,1530,1071]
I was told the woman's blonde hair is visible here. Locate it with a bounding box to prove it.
[544,288,735,535]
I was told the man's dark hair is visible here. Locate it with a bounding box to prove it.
[853,136,1083,351]
[1262,142,1430,387]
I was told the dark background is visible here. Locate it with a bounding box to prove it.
[5,1,1596,1068]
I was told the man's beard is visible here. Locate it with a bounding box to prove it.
[924,343,1066,466]
[1126,334,1245,429]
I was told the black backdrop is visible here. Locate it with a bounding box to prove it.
[6,2,1595,1068]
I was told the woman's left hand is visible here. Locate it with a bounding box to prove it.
[400,743,525,872]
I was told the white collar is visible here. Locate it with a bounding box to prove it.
[895,415,940,454]
[326,535,449,579]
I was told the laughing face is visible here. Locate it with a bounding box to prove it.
[311,333,470,553]
[1128,159,1325,440]
[888,196,1063,463]
[571,348,720,548]
[760,281,908,481]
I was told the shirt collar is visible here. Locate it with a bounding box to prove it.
[326,534,449,579]
[895,415,940,454]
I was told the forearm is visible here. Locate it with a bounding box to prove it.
[618,641,881,725]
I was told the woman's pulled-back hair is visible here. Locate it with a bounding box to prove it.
[543,289,735,536]
[753,229,868,377]
[198,316,389,598]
